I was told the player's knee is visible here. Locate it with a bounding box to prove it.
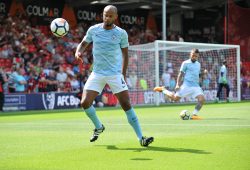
[173,96,181,102]
[200,100,205,106]
[81,98,92,109]
[198,96,205,105]
[174,98,180,102]
[120,101,131,111]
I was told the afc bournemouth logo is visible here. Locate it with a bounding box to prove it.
[42,92,55,110]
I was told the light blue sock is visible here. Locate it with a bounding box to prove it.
[125,108,143,140]
[84,105,102,129]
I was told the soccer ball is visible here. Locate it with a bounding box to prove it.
[180,110,190,120]
[50,18,69,37]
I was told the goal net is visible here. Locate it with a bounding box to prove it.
[128,40,240,105]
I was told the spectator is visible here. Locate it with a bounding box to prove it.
[46,70,58,92]
[169,76,176,91]
[27,72,38,93]
[70,75,80,92]
[161,69,171,89]
[139,75,148,90]
[7,65,18,93]
[129,71,137,89]
[63,77,72,92]
[126,76,132,89]
[178,34,184,42]
[94,93,104,108]
[56,66,68,91]
[0,69,7,112]
[14,68,27,93]
[202,70,211,90]
[38,71,47,92]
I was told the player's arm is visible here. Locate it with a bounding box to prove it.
[75,39,90,63]
[175,71,184,91]
[121,47,128,79]
[120,29,129,79]
[75,26,93,63]
[176,62,186,91]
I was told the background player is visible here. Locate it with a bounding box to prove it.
[75,5,153,147]
[215,60,230,102]
[154,49,205,120]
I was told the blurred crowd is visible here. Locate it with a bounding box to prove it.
[0,14,85,94]
[0,13,250,96]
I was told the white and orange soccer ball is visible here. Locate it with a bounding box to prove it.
[50,18,69,37]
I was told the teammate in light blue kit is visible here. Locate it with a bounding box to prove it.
[154,49,206,120]
[75,5,153,147]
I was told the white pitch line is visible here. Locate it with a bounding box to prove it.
[0,122,250,127]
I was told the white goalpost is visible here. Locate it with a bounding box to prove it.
[128,40,241,106]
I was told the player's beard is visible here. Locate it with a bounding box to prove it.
[105,22,113,27]
[191,59,196,63]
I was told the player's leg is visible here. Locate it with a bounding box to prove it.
[81,90,105,142]
[82,73,106,142]
[190,87,205,120]
[216,83,223,101]
[171,95,181,102]
[225,84,230,102]
[191,94,205,120]
[115,90,142,139]
[172,85,192,102]
[153,86,177,101]
[109,74,153,147]
[115,91,154,147]
[81,90,102,128]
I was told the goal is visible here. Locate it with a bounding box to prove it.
[128,40,240,105]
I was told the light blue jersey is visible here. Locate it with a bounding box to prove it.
[84,23,129,76]
[180,59,201,87]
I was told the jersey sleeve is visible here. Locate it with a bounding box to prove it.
[83,26,94,43]
[180,62,187,73]
[120,30,129,48]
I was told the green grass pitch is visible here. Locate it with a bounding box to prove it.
[0,102,250,170]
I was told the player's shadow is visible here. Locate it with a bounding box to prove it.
[98,145,211,154]
[130,158,153,161]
